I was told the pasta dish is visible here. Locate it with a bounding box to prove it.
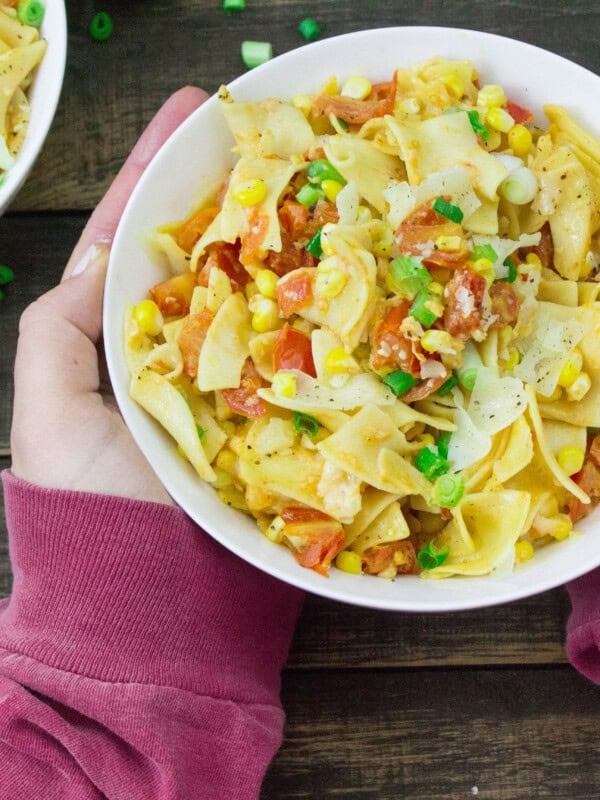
[124,57,600,581]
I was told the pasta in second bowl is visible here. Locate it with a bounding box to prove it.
[0,0,67,215]
[105,27,600,611]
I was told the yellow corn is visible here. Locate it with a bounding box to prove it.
[134,299,163,336]
[434,235,464,252]
[315,267,347,298]
[292,94,312,115]
[566,371,591,402]
[372,222,394,258]
[557,348,583,388]
[320,75,339,96]
[550,514,573,541]
[255,269,278,299]
[486,107,515,133]
[264,515,286,543]
[272,372,296,398]
[324,347,355,374]
[211,467,233,489]
[471,257,495,286]
[215,449,237,472]
[233,178,267,206]
[501,348,521,371]
[441,72,464,98]
[418,433,436,448]
[515,540,534,563]
[320,227,336,257]
[244,280,258,301]
[508,123,533,157]
[321,179,344,201]
[557,446,585,476]
[249,295,280,332]
[420,330,456,354]
[483,128,502,152]
[335,550,363,574]
[477,84,507,108]
[341,75,372,100]
[428,281,444,297]
[525,252,542,270]
[537,385,562,403]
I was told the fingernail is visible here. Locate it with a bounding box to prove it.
[69,242,110,278]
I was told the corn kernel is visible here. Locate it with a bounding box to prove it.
[134,299,164,336]
[557,446,585,477]
[292,94,312,115]
[566,371,591,402]
[321,179,344,201]
[420,330,456,354]
[441,73,464,98]
[525,252,542,270]
[428,281,444,296]
[551,514,573,541]
[501,348,521,371]
[515,540,534,563]
[372,223,394,258]
[233,178,267,206]
[341,75,372,100]
[324,347,356,374]
[335,550,363,574]
[215,449,237,472]
[557,349,583,388]
[264,515,286,543]
[434,235,464,252]
[537,385,563,403]
[508,123,533,157]
[315,268,347,298]
[486,107,515,133]
[418,433,436,448]
[320,75,339,96]
[244,280,258,300]
[320,227,336,256]
[477,84,507,108]
[249,295,280,332]
[272,371,296,398]
[211,467,233,489]
[255,269,278,299]
[471,257,495,286]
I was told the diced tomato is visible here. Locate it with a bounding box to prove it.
[569,434,600,522]
[177,310,214,378]
[197,241,252,292]
[506,99,534,125]
[265,226,315,277]
[304,200,339,239]
[221,358,268,418]
[175,206,220,253]
[276,270,313,317]
[370,301,421,375]
[489,281,520,328]
[272,323,316,377]
[401,374,447,403]
[312,72,397,124]
[443,268,491,341]
[240,213,270,266]
[589,433,600,468]
[523,221,554,269]
[278,201,311,241]
[149,271,197,317]
[362,540,418,576]
[394,199,469,270]
[280,507,345,576]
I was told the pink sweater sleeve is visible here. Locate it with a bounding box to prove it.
[0,470,304,799]
[566,567,600,684]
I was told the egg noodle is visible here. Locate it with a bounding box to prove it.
[124,57,600,581]
[0,2,46,181]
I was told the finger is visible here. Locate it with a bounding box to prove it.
[64,85,209,278]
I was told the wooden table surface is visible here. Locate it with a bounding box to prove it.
[2,1,600,797]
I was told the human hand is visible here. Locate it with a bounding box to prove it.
[10,87,208,503]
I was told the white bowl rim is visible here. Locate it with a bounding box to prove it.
[105,26,600,612]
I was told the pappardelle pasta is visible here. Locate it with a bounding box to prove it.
[125,57,600,581]
[0,1,46,181]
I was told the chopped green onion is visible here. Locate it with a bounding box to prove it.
[89,11,113,40]
[0,265,15,286]
[471,243,498,263]
[432,196,464,224]
[458,367,478,391]
[298,17,320,41]
[17,0,45,27]
[306,227,323,258]
[306,159,347,186]
[223,0,245,11]
[409,290,440,328]
[296,183,324,206]
[383,369,419,396]
[417,540,449,571]
[197,425,206,440]
[436,373,459,396]
[467,109,489,143]
[501,257,518,283]
[415,446,449,480]
[294,411,320,437]
[388,255,431,296]
[437,432,451,460]
[241,40,273,69]
[432,472,465,508]
[500,166,538,205]
[337,118,349,132]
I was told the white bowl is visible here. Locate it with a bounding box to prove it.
[105,27,600,612]
[0,0,67,215]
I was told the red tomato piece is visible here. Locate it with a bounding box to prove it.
[312,73,397,124]
[240,213,270,266]
[394,199,469,270]
[276,270,313,317]
[177,310,214,378]
[149,271,197,317]
[280,507,345,576]
[272,323,316,377]
[370,301,421,375]
[221,358,268,418]
[175,206,220,253]
[506,99,534,125]
[362,540,418,576]
[198,241,252,292]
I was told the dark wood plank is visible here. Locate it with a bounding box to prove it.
[10,0,600,212]
[262,667,600,800]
